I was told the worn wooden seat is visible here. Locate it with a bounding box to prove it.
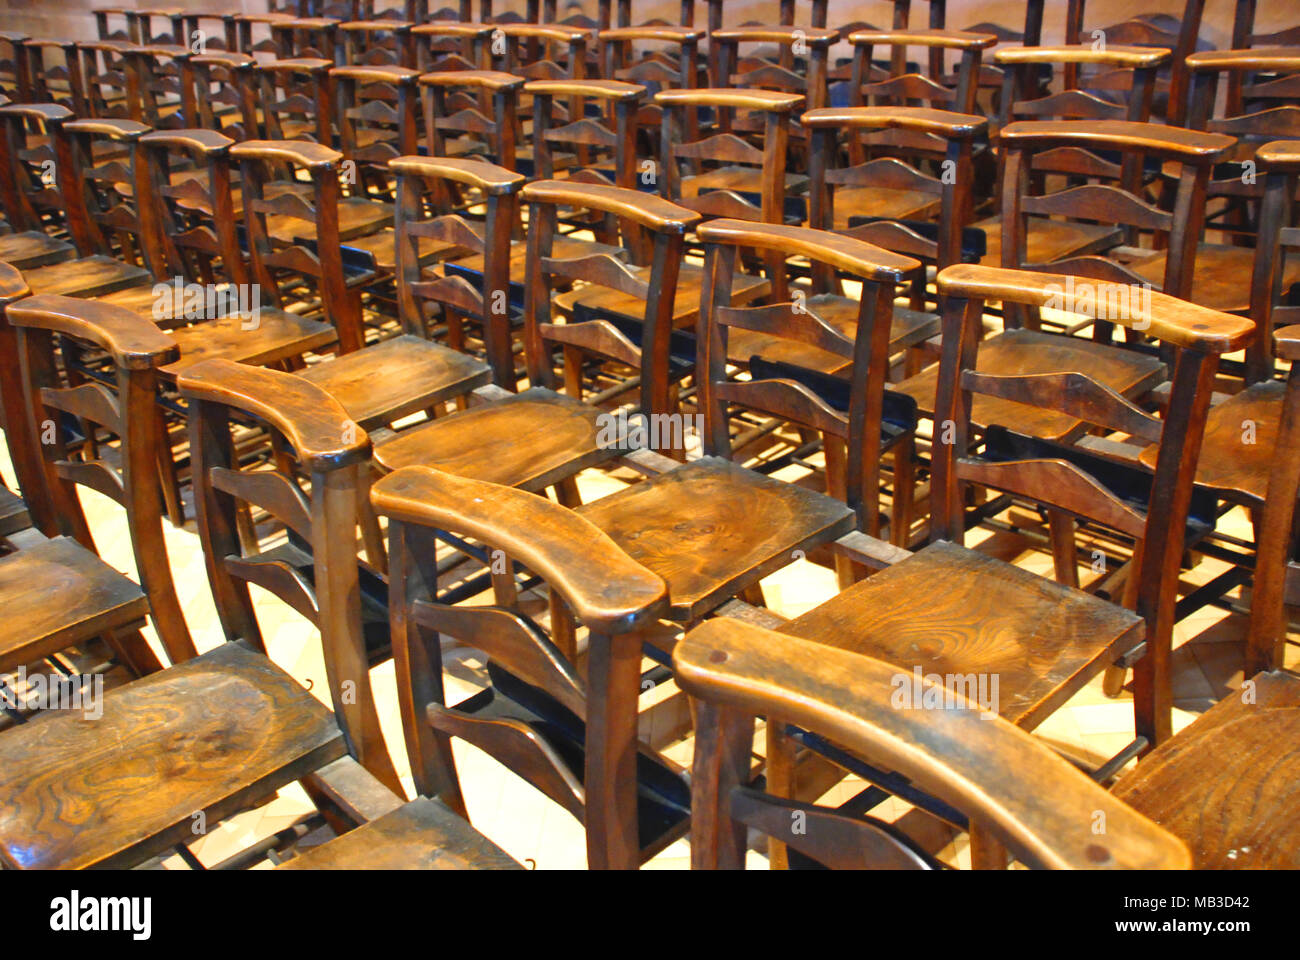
[1111,669,1300,868]
[0,232,75,270]
[280,796,521,869]
[676,618,1191,869]
[0,642,344,870]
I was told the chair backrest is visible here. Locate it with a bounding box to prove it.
[930,263,1254,743]
[1244,140,1300,383]
[599,25,703,138]
[268,18,340,63]
[711,25,834,109]
[526,78,643,195]
[249,58,334,144]
[5,294,196,663]
[56,118,161,273]
[420,70,524,170]
[411,22,495,72]
[93,6,134,43]
[392,155,525,386]
[1064,0,1205,124]
[175,14,237,54]
[137,129,248,293]
[126,45,197,131]
[0,103,71,237]
[18,40,82,113]
[521,179,699,416]
[997,119,1234,326]
[189,53,257,137]
[496,23,590,78]
[656,87,803,229]
[803,106,984,277]
[177,357,402,794]
[994,45,1171,129]
[1185,48,1300,158]
[331,64,421,199]
[848,29,994,117]
[697,218,919,532]
[674,617,1192,869]
[77,40,140,121]
[229,13,296,57]
[336,19,416,68]
[231,139,365,352]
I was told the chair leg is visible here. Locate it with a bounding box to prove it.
[155,409,185,527]
[1048,509,1079,588]
[891,436,915,549]
[765,717,796,870]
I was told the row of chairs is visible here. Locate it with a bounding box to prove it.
[0,3,1296,870]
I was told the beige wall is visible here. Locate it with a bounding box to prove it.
[0,1,1288,53]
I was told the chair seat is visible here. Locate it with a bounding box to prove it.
[341,227,467,272]
[1113,669,1300,869]
[160,309,338,378]
[781,539,1145,728]
[555,261,770,329]
[831,186,939,231]
[268,196,394,245]
[0,231,75,270]
[1138,379,1283,505]
[975,215,1123,269]
[0,641,345,869]
[298,335,492,430]
[0,535,150,675]
[577,456,856,621]
[727,297,940,375]
[1127,242,1300,314]
[373,387,618,492]
[279,796,522,869]
[681,166,806,199]
[21,255,152,298]
[891,327,1167,442]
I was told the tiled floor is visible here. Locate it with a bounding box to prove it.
[2,403,1296,870]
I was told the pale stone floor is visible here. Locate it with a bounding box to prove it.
[3,415,1296,870]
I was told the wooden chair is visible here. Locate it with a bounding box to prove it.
[124,9,184,47]
[371,179,698,488]
[332,63,420,208]
[6,294,195,666]
[0,273,163,690]
[675,618,1191,869]
[1228,0,1300,113]
[76,40,140,121]
[173,14,238,55]
[711,25,834,117]
[419,68,523,169]
[92,6,134,44]
[228,13,297,58]
[126,44,197,131]
[0,103,78,271]
[0,349,515,870]
[771,263,1253,761]
[371,462,691,868]
[1183,48,1300,271]
[3,112,154,300]
[189,52,258,138]
[495,23,591,79]
[297,157,513,430]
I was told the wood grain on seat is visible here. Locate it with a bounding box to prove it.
[372,387,617,492]
[19,255,151,298]
[1129,242,1300,314]
[0,535,149,675]
[0,642,345,869]
[298,334,492,430]
[976,215,1123,269]
[0,232,75,269]
[280,796,522,869]
[1114,670,1300,869]
[160,309,338,378]
[577,456,857,621]
[781,539,1146,730]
